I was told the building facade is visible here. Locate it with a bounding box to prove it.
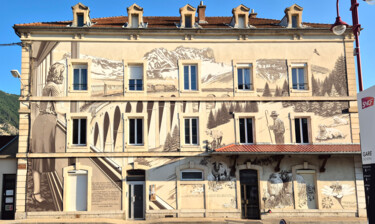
[13,2,366,220]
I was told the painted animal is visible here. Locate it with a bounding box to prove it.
[316,124,343,140]
[211,162,227,181]
[267,173,284,198]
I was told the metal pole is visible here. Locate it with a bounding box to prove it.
[350,0,364,91]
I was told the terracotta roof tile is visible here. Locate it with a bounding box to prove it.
[14,16,332,29]
[215,144,361,153]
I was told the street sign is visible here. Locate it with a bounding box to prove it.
[358,86,375,224]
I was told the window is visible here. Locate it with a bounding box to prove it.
[237,66,252,90]
[184,118,198,145]
[129,118,143,145]
[73,65,88,91]
[292,15,298,28]
[295,118,309,143]
[184,65,197,90]
[238,15,246,28]
[181,170,203,181]
[131,14,139,28]
[77,13,84,27]
[128,65,143,91]
[292,65,307,90]
[72,118,87,146]
[239,118,254,144]
[185,15,192,28]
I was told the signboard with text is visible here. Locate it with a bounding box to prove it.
[358,86,375,223]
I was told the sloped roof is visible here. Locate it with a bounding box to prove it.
[0,136,18,158]
[14,16,331,29]
[214,144,361,154]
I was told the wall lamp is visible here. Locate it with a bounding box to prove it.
[331,0,374,92]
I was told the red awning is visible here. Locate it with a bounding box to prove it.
[214,144,361,154]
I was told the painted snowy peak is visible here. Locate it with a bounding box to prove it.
[143,46,232,82]
[61,53,123,80]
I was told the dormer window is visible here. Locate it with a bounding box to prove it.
[179,4,197,28]
[292,15,298,28]
[77,13,84,27]
[238,15,245,28]
[126,4,146,28]
[281,4,304,28]
[131,14,139,28]
[185,15,192,28]
[231,4,251,28]
[71,3,91,27]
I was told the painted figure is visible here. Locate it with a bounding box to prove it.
[269,111,285,144]
[30,62,65,203]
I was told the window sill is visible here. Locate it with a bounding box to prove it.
[180,145,203,152]
[67,145,90,152]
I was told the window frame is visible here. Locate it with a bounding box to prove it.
[180,169,203,181]
[294,117,310,144]
[178,60,201,95]
[291,65,307,90]
[124,61,147,96]
[287,60,312,96]
[128,118,144,146]
[68,59,91,96]
[72,118,87,146]
[179,113,202,151]
[233,61,256,96]
[73,64,88,91]
[234,113,258,145]
[290,113,314,144]
[67,113,90,152]
[124,113,148,151]
[184,117,199,146]
[238,117,254,144]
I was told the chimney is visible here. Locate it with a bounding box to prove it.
[249,9,257,18]
[197,1,207,24]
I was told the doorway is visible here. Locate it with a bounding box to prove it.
[1,174,16,220]
[67,170,88,211]
[240,169,260,219]
[127,170,145,220]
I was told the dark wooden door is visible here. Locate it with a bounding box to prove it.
[240,170,260,219]
[1,174,16,220]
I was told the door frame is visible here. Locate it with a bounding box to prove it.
[127,181,145,220]
[236,164,263,219]
[1,174,16,220]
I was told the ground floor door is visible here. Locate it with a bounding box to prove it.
[67,170,88,211]
[240,169,260,219]
[1,174,16,220]
[128,182,145,220]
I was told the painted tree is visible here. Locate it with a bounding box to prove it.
[171,125,180,151]
[207,110,216,129]
[274,85,282,97]
[263,83,272,97]
[282,80,289,96]
[311,74,320,96]
[235,102,242,112]
[163,133,173,151]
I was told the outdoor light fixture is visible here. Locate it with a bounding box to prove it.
[331,16,349,35]
[331,0,373,91]
[10,70,20,78]
[364,0,375,5]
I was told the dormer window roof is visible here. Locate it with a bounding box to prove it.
[125,3,147,28]
[179,4,198,28]
[230,4,252,28]
[280,4,304,28]
[71,3,92,27]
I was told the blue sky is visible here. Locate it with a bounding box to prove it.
[1,0,374,95]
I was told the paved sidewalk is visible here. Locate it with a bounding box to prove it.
[0,217,368,224]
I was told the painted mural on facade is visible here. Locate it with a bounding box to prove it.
[26,40,359,215]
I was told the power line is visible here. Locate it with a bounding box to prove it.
[0,42,22,47]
